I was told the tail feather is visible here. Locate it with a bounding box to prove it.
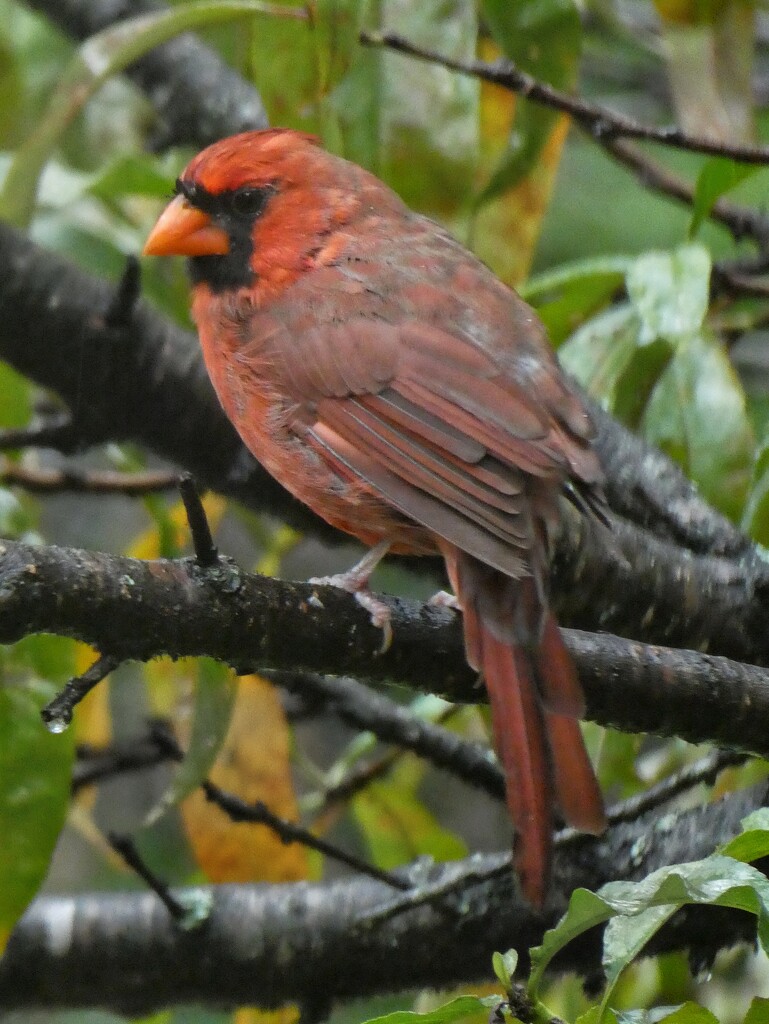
[535,614,585,718]
[537,615,606,835]
[545,712,606,835]
[444,543,606,906]
[478,622,553,907]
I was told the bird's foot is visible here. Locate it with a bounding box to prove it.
[428,589,461,612]
[309,540,393,653]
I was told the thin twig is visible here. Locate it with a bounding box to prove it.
[202,780,411,891]
[179,474,218,566]
[1,460,180,495]
[0,416,81,454]
[271,671,505,799]
[360,30,769,165]
[73,726,177,792]
[41,654,121,731]
[107,832,187,921]
[601,137,769,246]
[605,748,749,826]
[104,257,141,329]
[319,750,402,808]
[359,30,769,257]
[147,725,409,891]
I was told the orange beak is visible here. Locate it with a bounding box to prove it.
[143,194,230,257]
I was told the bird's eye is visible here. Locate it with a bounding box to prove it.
[230,187,271,219]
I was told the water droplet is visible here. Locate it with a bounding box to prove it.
[45,715,70,734]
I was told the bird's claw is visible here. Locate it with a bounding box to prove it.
[353,591,393,654]
[309,539,394,654]
[428,589,461,612]
[309,576,394,655]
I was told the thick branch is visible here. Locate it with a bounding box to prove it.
[3,538,769,756]
[23,0,269,148]
[1,782,764,1014]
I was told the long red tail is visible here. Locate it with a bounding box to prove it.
[444,545,606,907]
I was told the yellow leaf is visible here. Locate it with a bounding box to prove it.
[127,494,226,560]
[143,656,192,719]
[471,38,570,286]
[653,0,725,26]
[255,524,301,577]
[72,643,112,748]
[234,1008,300,1024]
[71,643,112,814]
[181,675,307,883]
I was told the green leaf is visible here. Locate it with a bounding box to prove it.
[492,949,518,990]
[578,1011,618,1024]
[142,494,183,560]
[614,1012,674,1024]
[599,904,679,1018]
[529,856,769,1004]
[87,154,176,202]
[352,774,467,869]
[689,157,760,238]
[744,997,769,1024]
[741,433,769,545]
[520,256,629,346]
[558,305,639,399]
[720,809,769,865]
[309,0,363,98]
[558,303,671,428]
[365,0,479,217]
[614,1008,716,1024]
[478,0,580,197]
[642,330,754,519]
[0,362,31,429]
[653,1005,719,1024]
[0,677,75,950]
[0,0,295,226]
[626,244,711,345]
[361,995,494,1024]
[529,887,615,997]
[145,658,237,824]
[482,0,580,89]
[476,103,559,205]
[246,0,318,137]
[0,482,41,543]
[8,636,77,685]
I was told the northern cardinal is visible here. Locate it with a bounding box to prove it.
[144,128,606,905]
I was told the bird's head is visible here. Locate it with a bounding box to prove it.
[143,128,366,295]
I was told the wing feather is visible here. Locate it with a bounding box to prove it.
[308,421,528,576]
[250,297,601,573]
[318,398,528,543]
[363,390,486,464]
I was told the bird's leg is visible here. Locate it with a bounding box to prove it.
[309,539,393,652]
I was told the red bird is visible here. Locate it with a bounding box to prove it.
[144,128,607,905]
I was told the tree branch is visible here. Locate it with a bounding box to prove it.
[270,670,506,801]
[3,537,769,757]
[358,31,769,251]
[1,781,765,1014]
[0,460,180,494]
[359,30,769,169]
[22,0,269,149]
